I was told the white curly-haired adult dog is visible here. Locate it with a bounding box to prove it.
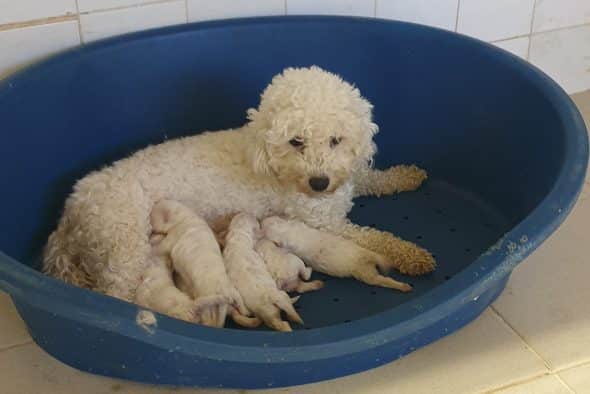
[43,66,435,311]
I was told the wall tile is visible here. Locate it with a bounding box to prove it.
[492,36,530,59]
[529,24,590,94]
[188,0,284,22]
[0,21,80,79]
[376,0,458,31]
[80,1,186,42]
[458,0,535,41]
[287,0,375,17]
[533,0,590,33]
[78,0,163,13]
[0,0,76,25]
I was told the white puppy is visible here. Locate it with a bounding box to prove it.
[135,254,227,324]
[145,199,259,328]
[262,216,412,292]
[223,213,303,332]
[255,239,323,293]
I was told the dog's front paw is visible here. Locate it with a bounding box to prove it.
[394,245,436,276]
[360,229,436,276]
[380,165,428,195]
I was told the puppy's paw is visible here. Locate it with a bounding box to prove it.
[351,249,413,292]
[193,295,229,327]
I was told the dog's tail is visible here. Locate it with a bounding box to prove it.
[43,228,94,289]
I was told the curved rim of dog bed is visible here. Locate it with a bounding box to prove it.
[0,16,587,364]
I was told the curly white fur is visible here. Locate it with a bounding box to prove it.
[43,66,434,307]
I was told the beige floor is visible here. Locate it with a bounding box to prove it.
[1,91,590,394]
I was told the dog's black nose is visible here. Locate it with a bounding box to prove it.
[309,176,330,192]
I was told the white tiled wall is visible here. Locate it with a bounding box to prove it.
[0,0,589,94]
[79,1,186,42]
[376,0,459,31]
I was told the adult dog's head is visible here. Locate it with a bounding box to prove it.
[247,66,378,196]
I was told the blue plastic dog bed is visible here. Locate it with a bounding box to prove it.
[0,16,587,389]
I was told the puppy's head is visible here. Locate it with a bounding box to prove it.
[248,66,378,196]
[150,199,191,234]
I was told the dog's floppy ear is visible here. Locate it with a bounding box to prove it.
[252,141,272,176]
[247,108,273,176]
[355,120,378,166]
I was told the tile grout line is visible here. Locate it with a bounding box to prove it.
[454,0,461,32]
[0,340,33,353]
[554,358,590,374]
[526,0,538,61]
[284,0,288,15]
[74,0,85,45]
[481,372,552,394]
[490,33,532,44]
[553,374,577,394]
[490,306,553,371]
[0,15,77,32]
[184,0,189,23]
[532,21,590,37]
[78,0,182,15]
[373,0,377,18]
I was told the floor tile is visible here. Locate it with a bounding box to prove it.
[493,194,590,370]
[491,374,571,394]
[0,291,31,350]
[251,310,547,394]
[0,343,237,394]
[559,361,590,394]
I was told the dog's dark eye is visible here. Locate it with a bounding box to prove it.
[330,136,342,148]
[289,138,304,147]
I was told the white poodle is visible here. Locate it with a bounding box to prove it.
[43,66,435,318]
